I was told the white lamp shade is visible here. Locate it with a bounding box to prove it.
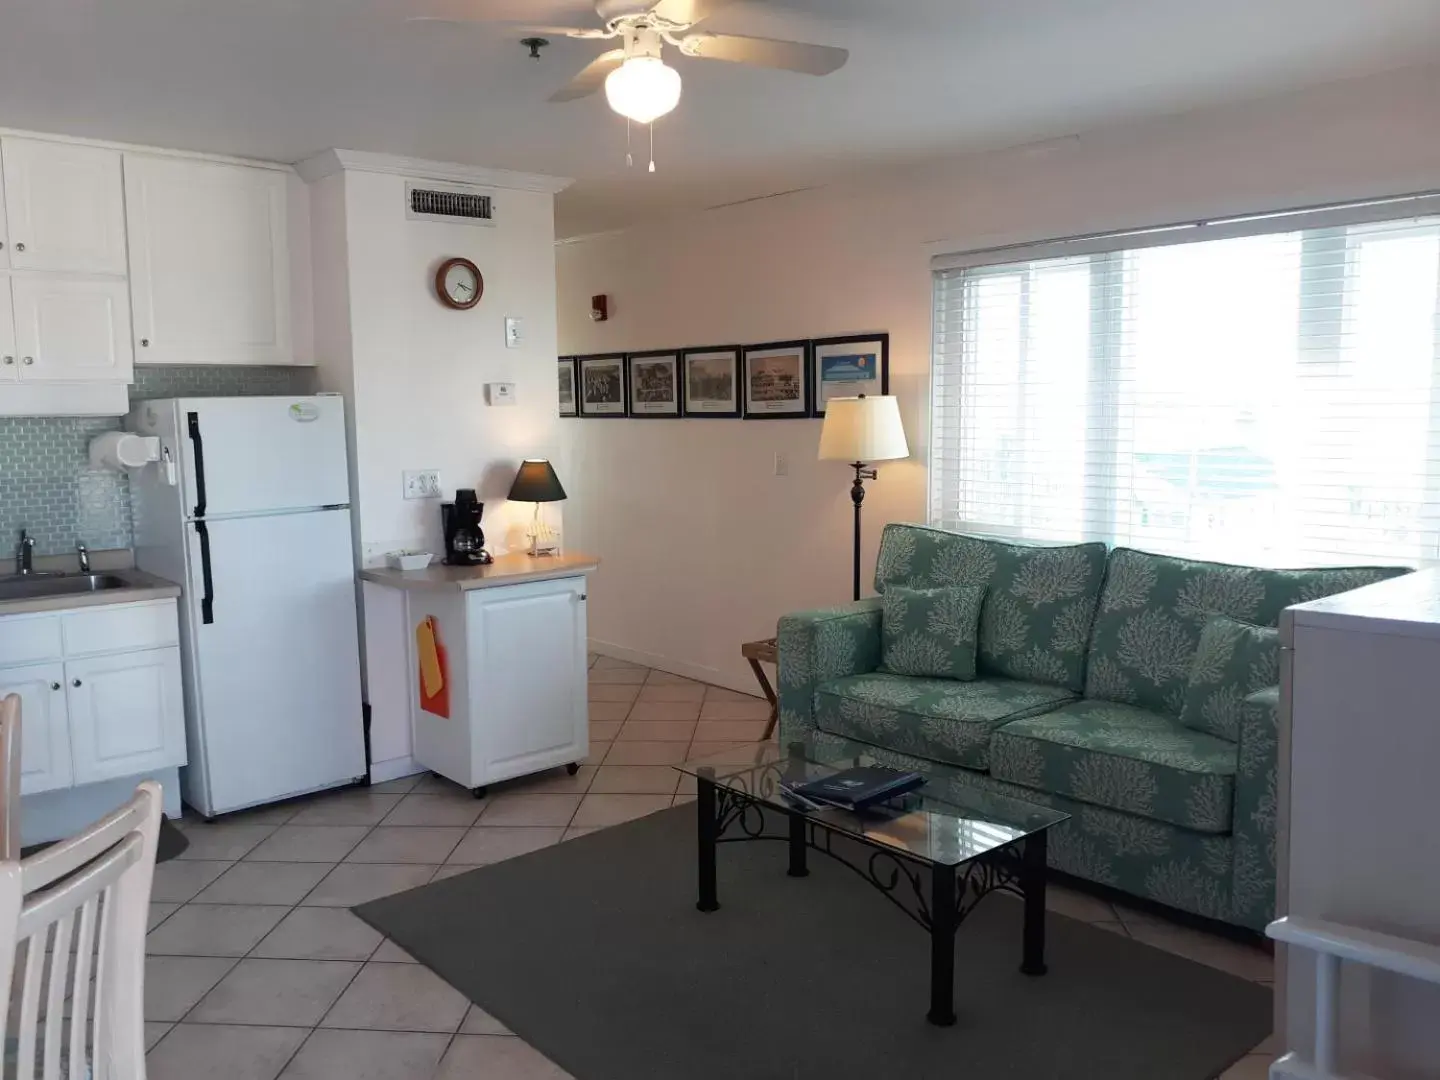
[604,56,682,124]
[818,395,909,463]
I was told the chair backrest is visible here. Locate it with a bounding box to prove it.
[0,781,161,1080]
[0,696,21,869]
[0,695,19,862]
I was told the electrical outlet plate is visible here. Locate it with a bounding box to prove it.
[403,470,442,500]
[774,452,789,477]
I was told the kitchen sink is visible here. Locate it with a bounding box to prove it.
[0,573,130,602]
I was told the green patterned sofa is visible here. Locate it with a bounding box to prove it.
[777,524,1406,930]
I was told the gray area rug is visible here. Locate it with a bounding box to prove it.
[357,807,1270,1080]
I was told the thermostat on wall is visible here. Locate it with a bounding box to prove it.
[485,382,516,406]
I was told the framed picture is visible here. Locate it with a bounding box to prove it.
[578,354,627,417]
[626,351,682,418]
[557,357,578,418]
[743,340,811,419]
[681,347,741,418]
[811,333,890,417]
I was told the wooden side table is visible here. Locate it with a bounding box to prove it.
[741,637,779,741]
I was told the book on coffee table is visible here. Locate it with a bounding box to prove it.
[788,766,926,812]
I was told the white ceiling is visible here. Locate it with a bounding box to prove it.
[1,0,1438,237]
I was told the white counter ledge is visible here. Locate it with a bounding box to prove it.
[359,552,601,592]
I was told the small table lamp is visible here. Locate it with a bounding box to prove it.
[819,395,909,601]
[508,459,567,557]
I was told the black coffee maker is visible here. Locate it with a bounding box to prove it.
[441,489,493,566]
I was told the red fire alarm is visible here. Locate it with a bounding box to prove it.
[590,294,609,322]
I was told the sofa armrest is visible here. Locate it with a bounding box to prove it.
[777,599,883,741]
[1231,685,1280,929]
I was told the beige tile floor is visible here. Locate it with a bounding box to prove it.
[143,655,1276,1079]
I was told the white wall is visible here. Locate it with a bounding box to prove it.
[556,63,1440,692]
[313,167,565,562]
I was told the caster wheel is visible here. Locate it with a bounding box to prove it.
[471,786,488,799]
[566,763,580,776]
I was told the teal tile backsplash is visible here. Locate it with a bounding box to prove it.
[0,366,317,557]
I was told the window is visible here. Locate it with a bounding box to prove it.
[930,204,1440,566]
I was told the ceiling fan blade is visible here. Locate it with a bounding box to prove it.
[649,0,739,26]
[679,33,848,76]
[549,49,626,102]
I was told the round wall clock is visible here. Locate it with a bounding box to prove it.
[435,257,484,310]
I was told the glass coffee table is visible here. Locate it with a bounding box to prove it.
[676,738,1070,1026]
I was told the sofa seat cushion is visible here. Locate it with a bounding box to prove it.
[815,672,1075,771]
[990,700,1237,833]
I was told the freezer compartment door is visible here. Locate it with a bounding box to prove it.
[186,508,364,814]
[181,396,350,516]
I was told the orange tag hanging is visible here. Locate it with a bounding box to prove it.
[415,615,450,719]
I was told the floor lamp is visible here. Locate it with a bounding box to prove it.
[819,395,910,601]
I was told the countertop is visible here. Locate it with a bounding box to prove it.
[360,552,600,592]
[0,568,182,617]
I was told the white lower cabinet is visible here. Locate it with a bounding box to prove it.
[66,648,184,785]
[403,574,590,792]
[0,661,71,794]
[0,599,185,797]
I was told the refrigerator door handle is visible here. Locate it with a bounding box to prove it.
[187,410,208,518]
[195,520,215,624]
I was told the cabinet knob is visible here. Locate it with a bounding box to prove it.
[21,357,33,366]
[49,682,60,691]
[140,338,150,348]
[1,357,12,366]
[71,678,82,688]
[13,242,24,253]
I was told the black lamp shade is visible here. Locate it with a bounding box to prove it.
[508,459,567,503]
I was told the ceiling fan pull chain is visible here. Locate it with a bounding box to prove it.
[626,118,634,169]
[649,122,656,173]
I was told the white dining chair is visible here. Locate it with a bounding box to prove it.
[0,694,20,862]
[0,779,161,1080]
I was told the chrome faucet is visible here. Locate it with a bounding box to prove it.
[15,530,34,575]
[76,543,90,574]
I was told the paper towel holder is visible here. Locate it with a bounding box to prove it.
[89,432,162,471]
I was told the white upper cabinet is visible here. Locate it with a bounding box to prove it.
[10,275,132,383]
[0,280,15,383]
[125,154,294,365]
[0,138,127,275]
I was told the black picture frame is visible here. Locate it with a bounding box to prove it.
[577,354,628,418]
[742,340,812,420]
[626,351,683,418]
[810,333,890,418]
[680,346,742,418]
[557,356,578,418]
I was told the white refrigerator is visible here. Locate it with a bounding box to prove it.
[127,395,366,817]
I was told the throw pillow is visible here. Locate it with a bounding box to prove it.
[880,584,986,681]
[1180,615,1280,741]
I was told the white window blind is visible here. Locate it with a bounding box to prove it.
[930,209,1440,567]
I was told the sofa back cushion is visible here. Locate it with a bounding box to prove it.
[873,524,1108,693]
[1086,547,1407,716]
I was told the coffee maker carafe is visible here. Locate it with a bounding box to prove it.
[441,489,492,566]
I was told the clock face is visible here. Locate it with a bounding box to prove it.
[436,257,483,309]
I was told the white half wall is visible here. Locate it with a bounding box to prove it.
[556,63,1440,692]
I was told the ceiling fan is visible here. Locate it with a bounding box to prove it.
[424,0,849,125]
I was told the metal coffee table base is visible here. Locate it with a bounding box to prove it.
[695,775,1049,1027]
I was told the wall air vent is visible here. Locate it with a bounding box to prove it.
[405,181,496,227]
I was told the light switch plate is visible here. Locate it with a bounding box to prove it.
[403,470,442,499]
[485,382,517,406]
[505,317,524,349]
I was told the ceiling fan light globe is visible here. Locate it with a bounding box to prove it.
[604,56,682,124]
